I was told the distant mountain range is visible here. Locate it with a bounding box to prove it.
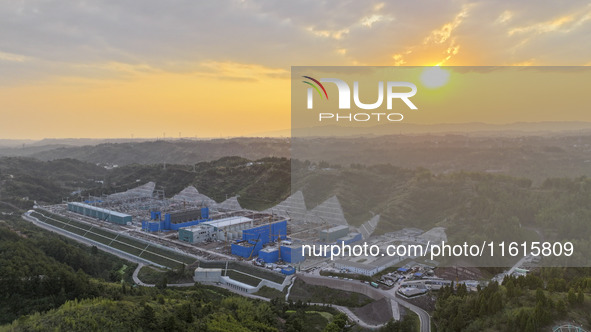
[0,138,290,165]
[1,122,591,183]
[292,121,591,137]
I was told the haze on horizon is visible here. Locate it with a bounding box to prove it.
[1,1,591,139]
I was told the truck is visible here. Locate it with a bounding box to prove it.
[370,281,379,288]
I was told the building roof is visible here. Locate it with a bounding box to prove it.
[69,202,131,218]
[338,232,361,241]
[399,287,427,297]
[334,259,379,272]
[180,225,208,233]
[203,216,252,229]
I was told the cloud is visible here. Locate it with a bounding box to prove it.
[0,51,30,62]
[386,3,471,66]
[423,5,470,45]
[495,10,513,25]
[197,61,289,81]
[1,0,591,85]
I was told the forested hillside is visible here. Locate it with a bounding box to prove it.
[9,138,290,166]
[3,156,591,255]
[2,154,591,330]
[0,213,131,324]
[434,269,591,331]
[0,208,369,332]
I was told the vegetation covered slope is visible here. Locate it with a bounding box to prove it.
[292,134,591,183]
[4,156,591,255]
[294,161,591,246]
[4,133,591,183]
[2,153,591,331]
[433,269,591,331]
[0,213,131,324]
[0,206,354,332]
[0,156,290,211]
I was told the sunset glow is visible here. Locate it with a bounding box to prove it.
[1,1,591,138]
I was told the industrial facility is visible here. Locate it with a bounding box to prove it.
[54,184,346,276]
[51,182,437,287]
[179,216,254,243]
[67,202,132,225]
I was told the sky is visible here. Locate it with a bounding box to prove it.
[1,0,591,139]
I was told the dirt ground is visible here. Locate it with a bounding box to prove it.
[434,265,485,281]
[397,293,437,312]
[351,297,393,325]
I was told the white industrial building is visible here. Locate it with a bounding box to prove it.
[179,216,253,243]
[203,216,253,241]
[193,265,288,294]
[193,267,222,282]
[334,259,381,276]
[178,225,214,243]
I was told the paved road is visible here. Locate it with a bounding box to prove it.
[298,274,430,331]
[25,211,429,330]
[389,288,431,332]
[132,263,152,287]
[328,305,386,330]
[193,281,381,329]
[131,263,194,287]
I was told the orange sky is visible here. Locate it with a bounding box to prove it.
[1,1,591,139]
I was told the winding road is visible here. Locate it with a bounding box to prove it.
[297,274,430,331]
[24,211,430,330]
[390,288,431,332]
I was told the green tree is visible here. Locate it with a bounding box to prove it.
[556,299,567,315]
[140,304,157,331]
[323,322,341,332]
[156,276,168,290]
[577,288,585,305]
[568,288,577,305]
[535,288,546,306]
[332,313,348,329]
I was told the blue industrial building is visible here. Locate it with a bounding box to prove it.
[67,202,132,225]
[231,239,264,259]
[241,220,287,245]
[231,220,288,259]
[258,247,279,263]
[281,266,296,275]
[141,207,210,232]
[255,242,305,264]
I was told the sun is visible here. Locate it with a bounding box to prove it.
[420,66,450,88]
